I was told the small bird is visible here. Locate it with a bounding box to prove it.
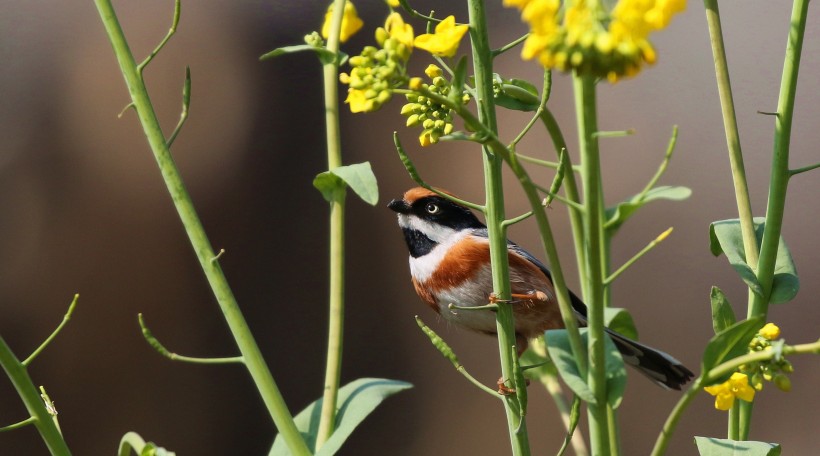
[388,187,694,390]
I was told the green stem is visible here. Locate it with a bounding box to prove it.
[467,1,530,454]
[315,0,348,448]
[650,378,703,456]
[23,294,78,367]
[0,336,71,455]
[749,0,808,319]
[703,0,759,272]
[573,72,610,456]
[93,2,310,455]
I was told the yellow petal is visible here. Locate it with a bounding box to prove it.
[414,15,468,57]
[321,1,364,43]
[759,323,781,340]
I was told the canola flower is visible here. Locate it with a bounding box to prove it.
[401,64,459,147]
[340,12,414,113]
[321,1,364,43]
[704,373,756,411]
[414,16,469,58]
[504,0,686,81]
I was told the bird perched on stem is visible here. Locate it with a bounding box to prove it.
[388,187,693,390]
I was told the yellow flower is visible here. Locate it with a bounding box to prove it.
[321,1,364,43]
[383,12,414,49]
[345,89,373,113]
[386,0,400,6]
[759,323,781,340]
[414,16,469,57]
[424,64,443,78]
[704,373,756,411]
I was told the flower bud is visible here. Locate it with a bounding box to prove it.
[773,374,792,392]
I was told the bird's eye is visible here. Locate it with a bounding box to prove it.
[425,202,440,214]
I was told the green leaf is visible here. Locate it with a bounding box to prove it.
[259,45,346,65]
[694,437,781,456]
[449,56,468,105]
[709,218,799,304]
[269,378,412,456]
[545,329,627,409]
[710,287,736,335]
[604,307,639,341]
[605,186,691,235]
[701,317,763,383]
[313,162,379,205]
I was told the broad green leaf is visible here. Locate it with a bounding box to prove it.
[701,317,763,383]
[269,378,412,456]
[694,437,781,456]
[709,218,799,304]
[605,186,692,235]
[313,162,379,206]
[545,329,627,409]
[259,45,346,65]
[604,307,639,341]
[710,287,736,335]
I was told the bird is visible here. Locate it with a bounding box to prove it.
[388,186,694,390]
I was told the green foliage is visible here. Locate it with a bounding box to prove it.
[694,437,781,456]
[605,186,691,236]
[118,432,175,456]
[710,287,737,335]
[701,317,763,383]
[556,395,582,456]
[709,218,799,303]
[269,378,412,456]
[494,75,540,112]
[313,162,379,205]
[546,329,627,409]
[604,307,639,341]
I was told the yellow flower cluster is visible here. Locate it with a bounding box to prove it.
[400,64,458,147]
[341,13,414,113]
[504,0,686,82]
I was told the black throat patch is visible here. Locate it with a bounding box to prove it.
[402,228,437,258]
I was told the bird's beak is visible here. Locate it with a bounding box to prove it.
[387,199,410,214]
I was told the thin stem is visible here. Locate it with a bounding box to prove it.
[604,228,673,285]
[0,336,71,455]
[0,416,36,433]
[574,72,610,455]
[467,0,530,454]
[93,2,310,454]
[650,378,703,456]
[703,0,759,272]
[635,126,679,201]
[138,314,244,364]
[315,0,348,448]
[492,33,529,57]
[165,66,191,148]
[790,161,820,176]
[23,294,79,367]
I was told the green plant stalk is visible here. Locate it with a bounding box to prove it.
[652,338,820,455]
[93,2,310,455]
[467,0,530,454]
[315,0,348,448]
[573,72,611,456]
[703,0,759,273]
[0,336,71,455]
[738,0,808,439]
[534,368,589,456]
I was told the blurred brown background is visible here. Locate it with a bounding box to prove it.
[0,0,818,454]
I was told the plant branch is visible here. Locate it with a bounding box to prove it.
[93,2,309,454]
[23,294,78,367]
[604,228,673,285]
[138,314,243,364]
[492,33,529,57]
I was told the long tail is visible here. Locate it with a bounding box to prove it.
[568,291,695,390]
[605,327,694,390]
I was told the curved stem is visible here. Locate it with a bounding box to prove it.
[93,3,310,454]
[23,294,78,367]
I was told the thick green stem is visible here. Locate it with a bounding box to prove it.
[573,73,610,456]
[93,2,310,455]
[703,0,759,273]
[750,0,808,319]
[315,0,348,448]
[468,0,530,454]
[0,336,71,455]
